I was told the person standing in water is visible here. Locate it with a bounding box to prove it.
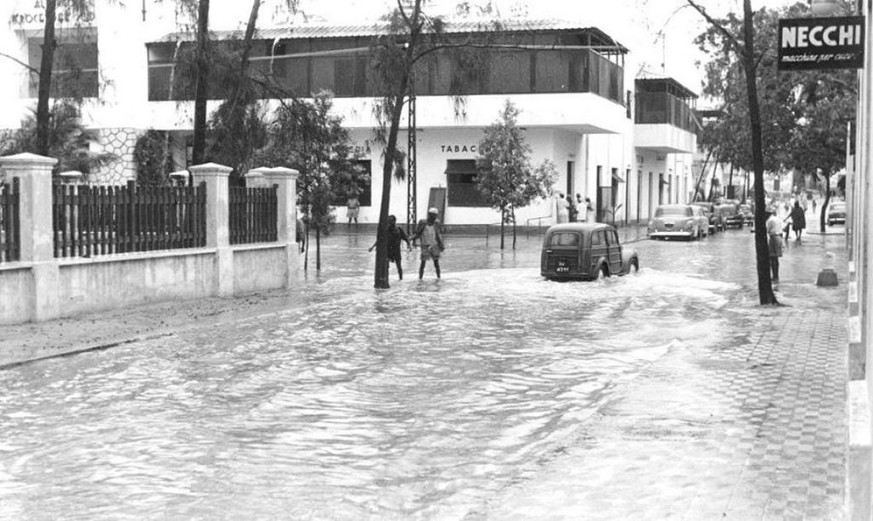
[369,215,410,280]
[409,207,445,279]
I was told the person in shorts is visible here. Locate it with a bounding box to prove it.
[410,207,445,279]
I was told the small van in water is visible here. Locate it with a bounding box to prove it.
[540,223,640,281]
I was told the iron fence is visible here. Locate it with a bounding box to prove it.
[0,178,20,262]
[52,182,207,258]
[229,185,278,245]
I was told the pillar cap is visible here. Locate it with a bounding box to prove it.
[249,166,299,179]
[189,162,232,176]
[0,152,58,168]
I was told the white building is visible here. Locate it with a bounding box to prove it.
[0,0,698,228]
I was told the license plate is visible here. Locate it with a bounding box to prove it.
[556,260,569,273]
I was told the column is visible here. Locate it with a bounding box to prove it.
[189,162,233,296]
[0,153,60,321]
[247,166,300,287]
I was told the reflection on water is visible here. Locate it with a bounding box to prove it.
[0,230,838,520]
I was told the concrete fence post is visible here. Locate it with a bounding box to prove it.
[247,166,300,287]
[189,162,233,296]
[0,153,60,321]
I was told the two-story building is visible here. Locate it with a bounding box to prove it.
[0,0,699,228]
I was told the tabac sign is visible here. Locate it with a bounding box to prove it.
[778,16,865,70]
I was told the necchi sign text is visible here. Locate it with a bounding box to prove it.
[778,16,865,71]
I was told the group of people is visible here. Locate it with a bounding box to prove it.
[369,207,444,281]
[764,200,807,284]
[555,192,594,224]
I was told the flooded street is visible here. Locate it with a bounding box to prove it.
[0,228,847,520]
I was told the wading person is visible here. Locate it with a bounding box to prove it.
[765,206,783,283]
[410,208,445,280]
[369,215,410,280]
[346,194,360,230]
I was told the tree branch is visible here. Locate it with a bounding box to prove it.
[0,51,38,76]
[685,0,744,57]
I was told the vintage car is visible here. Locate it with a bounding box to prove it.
[690,201,724,233]
[718,203,744,229]
[827,201,846,226]
[647,204,708,240]
[540,223,639,281]
[738,204,754,225]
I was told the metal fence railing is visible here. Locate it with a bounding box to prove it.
[0,178,20,263]
[52,182,207,258]
[229,185,278,245]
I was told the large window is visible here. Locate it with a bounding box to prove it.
[446,160,487,207]
[27,29,98,99]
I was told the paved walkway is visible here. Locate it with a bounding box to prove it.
[0,225,851,520]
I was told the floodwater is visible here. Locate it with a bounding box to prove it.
[0,226,846,520]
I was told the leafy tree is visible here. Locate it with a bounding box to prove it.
[687,0,779,305]
[1,100,114,177]
[367,0,495,288]
[133,130,175,186]
[476,100,556,249]
[253,92,364,270]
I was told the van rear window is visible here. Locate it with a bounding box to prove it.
[549,232,579,247]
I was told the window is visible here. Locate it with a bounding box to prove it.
[28,29,98,98]
[549,232,579,247]
[446,160,487,207]
[591,231,605,246]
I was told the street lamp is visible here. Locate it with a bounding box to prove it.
[810,0,840,16]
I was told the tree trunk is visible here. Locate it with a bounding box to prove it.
[35,0,57,156]
[819,171,831,232]
[304,219,309,270]
[743,0,778,305]
[192,0,210,165]
[693,148,714,202]
[316,226,321,270]
[500,207,505,250]
[374,97,406,289]
[728,163,734,199]
[511,208,517,250]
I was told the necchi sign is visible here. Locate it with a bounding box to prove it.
[778,16,865,70]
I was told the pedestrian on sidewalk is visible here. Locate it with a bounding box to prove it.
[765,206,783,283]
[555,193,569,224]
[369,215,411,280]
[585,197,595,223]
[790,200,806,243]
[574,193,585,222]
[410,207,445,279]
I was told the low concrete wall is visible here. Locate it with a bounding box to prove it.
[0,155,301,325]
[58,250,217,316]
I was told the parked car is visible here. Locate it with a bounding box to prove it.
[738,204,754,226]
[827,201,846,226]
[648,204,708,240]
[690,202,724,233]
[540,223,639,281]
[719,203,744,229]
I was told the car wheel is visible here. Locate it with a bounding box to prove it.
[597,264,609,279]
[630,258,639,273]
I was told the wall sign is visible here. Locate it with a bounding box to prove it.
[440,144,478,154]
[9,0,95,27]
[778,16,865,71]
